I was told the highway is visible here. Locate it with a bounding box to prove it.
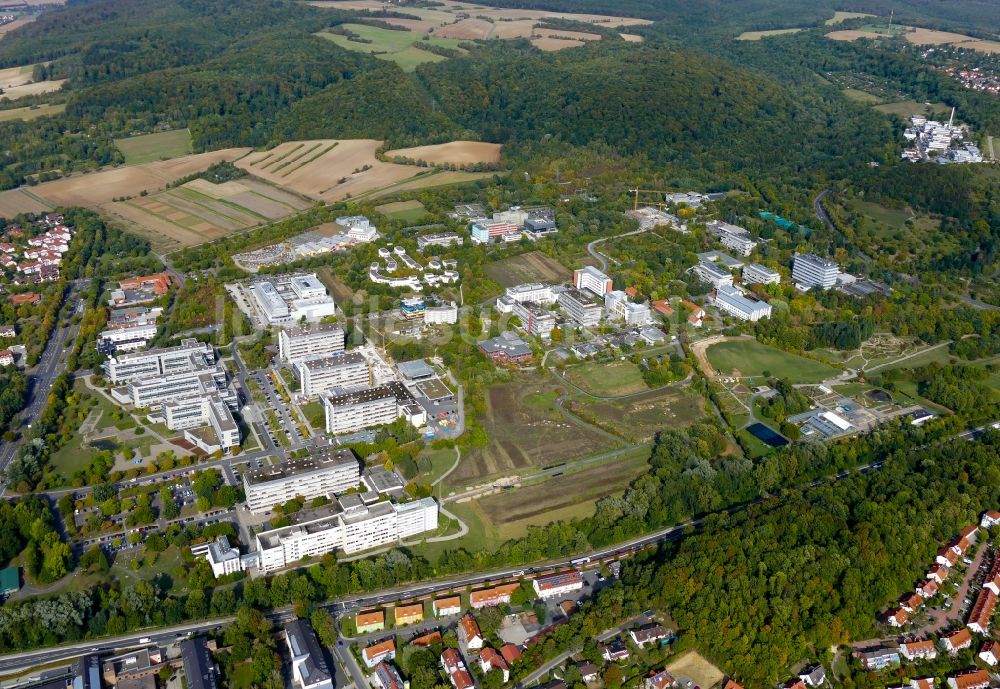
[0,281,85,497]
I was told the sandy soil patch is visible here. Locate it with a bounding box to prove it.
[960,40,1000,54]
[0,65,33,89]
[20,148,250,207]
[531,36,584,51]
[619,33,643,42]
[737,28,803,40]
[385,140,501,166]
[825,10,875,25]
[666,651,725,689]
[0,189,51,217]
[903,28,977,45]
[536,28,601,41]
[489,19,539,40]
[434,18,493,40]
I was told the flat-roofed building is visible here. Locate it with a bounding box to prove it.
[742,263,781,285]
[180,638,219,689]
[255,497,438,570]
[323,382,416,435]
[713,285,772,322]
[285,619,333,689]
[496,284,558,313]
[533,571,584,599]
[243,448,360,513]
[279,324,346,363]
[424,301,459,325]
[574,266,612,297]
[296,352,370,398]
[103,338,214,383]
[693,262,733,289]
[512,301,556,339]
[559,288,602,328]
[97,323,158,354]
[792,253,839,291]
[604,290,650,326]
[248,274,337,325]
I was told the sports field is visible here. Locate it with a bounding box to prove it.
[484,250,570,288]
[563,360,648,397]
[450,374,618,487]
[706,339,838,382]
[114,129,193,165]
[317,24,467,71]
[0,102,65,122]
[375,200,427,223]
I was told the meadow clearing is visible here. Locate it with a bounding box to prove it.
[114,129,193,165]
[483,250,571,288]
[705,338,838,382]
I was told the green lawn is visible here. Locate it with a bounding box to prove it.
[316,25,466,72]
[707,339,839,382]
[375,200,427,223]
[872,345,953,372]
[415,447,458,484]
[300,401,325,429]
[114,129,193,165]
[873,100,951,119]
[563,360,648,396]
[841,88,881,104]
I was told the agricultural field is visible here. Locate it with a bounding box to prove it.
[375,200,427,223]
[352,169,499,201]
[825,11,876,25]
[449,374,618,487]
[473,448,650,538]
[235,139,430,202]
[827,25,1000,54]
[100,177,311,253]
[484,250,570,288]
[316,24,467,71]
[0,63,64,100]
[114,129,193,165]
[0,188,52,216]
[706,338,838,382]
[567,386,706,443]
[666,651,725,689]
[563,360,648,397]
[0,17,35,39]
[0,102,64,122]
[736,28,803,40]
[385,141,502,166]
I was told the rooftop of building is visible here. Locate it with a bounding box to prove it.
[297,352,367,372]
[244,449,359,486]
[280,323,345,339]
[285,618,332,686]
[323,382,413,408]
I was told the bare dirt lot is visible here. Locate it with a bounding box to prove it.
[619,33,644,42]
[434,17,493,39]
[385,141,502,166]
[484,250,570,288]
[0,189,51,217]
[666,651,725,689]
[826,29,892,41]
[531,37,584,51]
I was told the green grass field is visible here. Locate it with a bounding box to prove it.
[736,28,803,40]
[707,339,838,382]
[0,103,65,123]
[317,25,467,72]
[563,360,648,396]
[375,199,427,223]
[114,128,193,165]
[873,100,951,118]
[841,88,881,104]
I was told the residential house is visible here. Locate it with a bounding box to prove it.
[947,669,990,689]
[645,669,675,689]
[982,555,1000,595]
[0,325,15,338]
[782,680,806,689]
[411,631,442,647]
[651,300,674,319]
[441,649,473,689]
[500,645,522,666]
[887,608,909,627]
[577,662,600,683]
[981,510,1000,529]
[798,665,826,687]
[927,565,949,584]
[911,679,935,689]
[8,293,40,305]
[459,614,483,650]
[722,681,744,689]
[916,579,939,599]
[356,610,385,634]
[602,641,630,662]
[856,647,900,670]
[937,547,959,567]
[0,349,14,366]
[373,663,405,689]
[433,597,462,617]
[901,593,924,613]
[394,604,423,627]
[630,624,670,646]
[967,589,996,634]
[979,640,999,666]
[470,583,520,610]
[681,300,705,327]
[362,639,396,669]
[900,640,937,661]
[939,628,973,653]
[478,647,510,682]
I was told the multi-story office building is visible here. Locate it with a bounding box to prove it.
[97,323,158,354]
[103,338,214,383]
[511,301,556,339]
[323,382,422,435]
[424,301,458,325]
[296,353,370,398]
[120,366,229,408]
[693,261,734,288]
[470,222,520,244]
[705,220,758,257]
[713,285,772,322]
[604,291,651,326]
[417,233,464,251]
[559,288,602,328]
[249,274,337,325]
[285,619,334,689]
[742,263,781,285]
[163,393,240,450]
[278,324,346,363]
[496,283,557,313]
[255,496,438,570]
[573,266,612,297]
[243,449,361,513]
[792,253,840,291]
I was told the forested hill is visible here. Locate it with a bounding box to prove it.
[418,42,893,187]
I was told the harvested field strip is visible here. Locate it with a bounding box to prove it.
[122,200,208,233]
[245,189,300,212]
[271,142,322,174]
[19,188,54,208]
[261,143,305,170]
[165,189,257,226]
[250,152,274,168]
[284,142,337,177]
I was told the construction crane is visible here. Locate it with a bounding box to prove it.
[628,188,674,212]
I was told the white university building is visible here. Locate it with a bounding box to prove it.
[742,263,781,285]
[792,253,840,291]
[243,448,361,513]
[713,285,772,322]
[296,352,371,398]
[279,323,346,363]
